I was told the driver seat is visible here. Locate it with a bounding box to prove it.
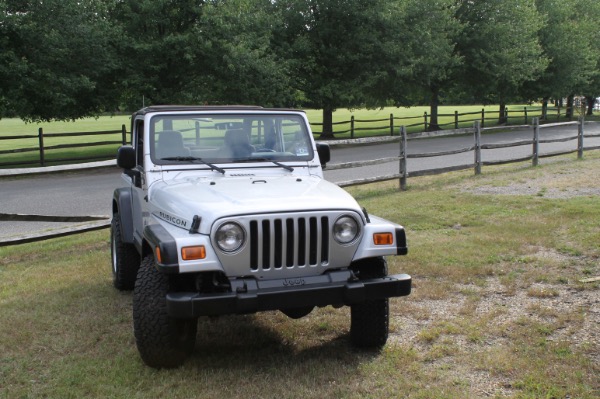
[156,130,189,159]
[223,129,255,158]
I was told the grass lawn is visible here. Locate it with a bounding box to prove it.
[1,104,579,168]
[1,152,598,398]
[0,115,131,168]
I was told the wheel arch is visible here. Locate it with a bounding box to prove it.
[113,188,135,244]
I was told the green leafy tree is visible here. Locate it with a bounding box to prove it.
[190,0,292,106]
[0,0,121,122]
[522,0,599,119]
[112,0,206,108]
[397,0,462,130]
[576,0,600,116]
[456,0,548,123]
[114,0,290,109]
[274,0,404,138]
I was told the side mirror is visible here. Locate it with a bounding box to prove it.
[116,145,136,170]
[316,143,331,168]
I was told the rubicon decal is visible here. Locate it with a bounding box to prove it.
[156,211,188,228]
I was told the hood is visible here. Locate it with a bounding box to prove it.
[149,175,363,234]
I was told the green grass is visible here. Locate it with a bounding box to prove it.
[0,115,131,167]
[1,153,599,398]
[305,104,557,137]
[2,104,590,168]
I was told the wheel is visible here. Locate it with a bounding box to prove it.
[350,298,389,348]
[350,257,389,348]
[133,254,197,369]
[111,213,140,290]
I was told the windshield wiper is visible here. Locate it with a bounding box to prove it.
[250,158,294,172]
[160,156,226,174]
[272,160,294,172]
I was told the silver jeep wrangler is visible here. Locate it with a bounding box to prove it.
[111,106,410,368]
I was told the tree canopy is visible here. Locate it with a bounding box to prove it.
[456,0,548,122]
[1,0,121,122]
[1,0,598,126]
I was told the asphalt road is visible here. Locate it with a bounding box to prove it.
[1,122,599,241]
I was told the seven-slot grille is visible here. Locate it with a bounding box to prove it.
[249,216,329,270]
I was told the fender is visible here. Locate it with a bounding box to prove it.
[144,223,179,274]
[113,188,135,244]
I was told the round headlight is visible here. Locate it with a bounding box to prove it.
[333,215,360,244]
[216,222,245,252]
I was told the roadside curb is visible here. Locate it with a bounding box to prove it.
[0,160,116,177]
[0,219,110,247]
[0,213,109,222]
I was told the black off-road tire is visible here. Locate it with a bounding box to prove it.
[133,255,197,369]
[350,257,389,348]
[350,298,389,348]
[111,213,140,290]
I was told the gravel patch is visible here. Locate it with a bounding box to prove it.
[390,159,600,397]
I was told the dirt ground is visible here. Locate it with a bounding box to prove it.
[391,158,600,397]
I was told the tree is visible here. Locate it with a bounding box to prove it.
[189,0,292,107]
[575,0,600,116]
[521,0,599,120]
[111,0,206,109]
[456,0,548,123]
[114,0,290,109]
[397,0,462,131]
[0,0,121,122]
[0,2,21,118]
[275,0,404,138]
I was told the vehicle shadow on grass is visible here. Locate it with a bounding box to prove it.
[186,311,380,378]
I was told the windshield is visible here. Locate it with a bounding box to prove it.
[150,113,313,165]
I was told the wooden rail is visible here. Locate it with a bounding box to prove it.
[334,118,600,190]
[0,125,128,168]
[312,106,574,138]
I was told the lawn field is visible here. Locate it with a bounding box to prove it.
[0,104,565,168]
[1,153,598,398]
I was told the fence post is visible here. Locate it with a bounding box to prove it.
[481,108,485,128]
[474,120,481,175]
[532,117,539,166]
[350,115,355,139]
[423,112,428,131]
[38,127,45,167]
[399,126,407,191]
[121,124,127,145]
[390,113,394,136]
[577,116,584,159]
[454,111,458,129]
[524,107,528,125]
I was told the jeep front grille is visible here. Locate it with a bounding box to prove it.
[249,216,329,270]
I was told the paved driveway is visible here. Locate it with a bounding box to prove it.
[1,122,599,242]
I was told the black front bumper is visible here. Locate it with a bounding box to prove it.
[166,270,411,318]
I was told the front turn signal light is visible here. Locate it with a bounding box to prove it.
[373,233,394,246]
[181,246,206,261]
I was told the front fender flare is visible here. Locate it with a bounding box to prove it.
[113,188,134,244]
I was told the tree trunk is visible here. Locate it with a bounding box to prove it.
[320,107,335,139]
[586,96,595,116]
[428,86,441,131]
[541,97,549,120]
[566,94,574,119]
[498,103,507,124]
